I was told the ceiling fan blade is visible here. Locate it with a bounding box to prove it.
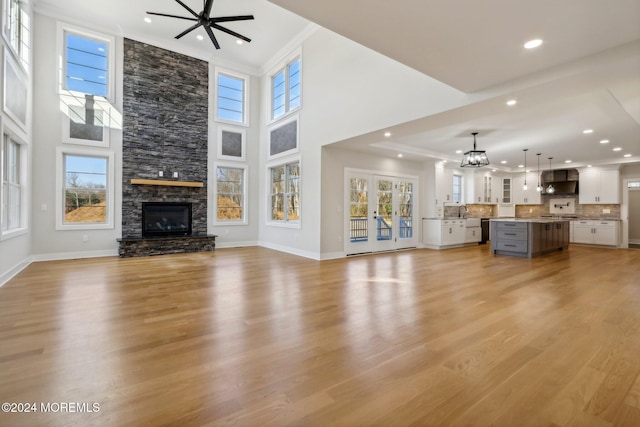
[210,15,255,23]
[204,24,220,49]
[175,23,202,39]
[211,23,251,43]
[147,12,197,22]
[174,0,200,19]
[204,0,215,17]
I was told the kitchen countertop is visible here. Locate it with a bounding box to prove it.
[490,218,572,223]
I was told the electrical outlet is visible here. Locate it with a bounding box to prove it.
[603,208,611,214]
[82,235,89,242]
[41,203,47,211]
[528,209,532,213]
[173,172,179,178]
[158,171,163,177]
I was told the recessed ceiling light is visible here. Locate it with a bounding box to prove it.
[397,154,403,158]
[524,39,543,49]
[565,160,572,163]
[384,132,391,137]
[506,99,517,106]
[613,147,622,151]
[587,165,592,167]
[144,17,152,24]
[518,164,524,168]
[600,139,610,144]
[197,34,204,41]
[583,129,594,134]
[624,154,632,158]
[236,39,244,45]
[492,169,497,172]
[455,150,462,154]
[501,160,507,164]
[442,160,447,164]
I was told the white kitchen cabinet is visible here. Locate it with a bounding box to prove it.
[513,172,542,205]
[435,165,454,205]
[423,219,465,248]
[578,168,620,204]
[490,173,503,204]
[571,220,619,246]
[465,227,482,243]
[502,177,512,204]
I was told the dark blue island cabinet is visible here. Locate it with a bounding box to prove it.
[490,219,570,258]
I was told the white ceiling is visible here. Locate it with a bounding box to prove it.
[34,0,640,170]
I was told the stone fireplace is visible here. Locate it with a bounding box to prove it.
[117,38,215,257]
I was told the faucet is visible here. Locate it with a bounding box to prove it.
[458,205,468,218]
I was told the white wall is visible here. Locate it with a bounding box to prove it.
[208,69,261,248]
[320,146,426,257]
[31,13,123,259]
[258,28,476,259]
[0,2,33,286]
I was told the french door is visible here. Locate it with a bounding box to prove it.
[345,170,418,255]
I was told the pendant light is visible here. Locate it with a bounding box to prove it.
[460,132,490,167]
[536,153,542,192]
[546,157,555,194]
[522,149,528,190]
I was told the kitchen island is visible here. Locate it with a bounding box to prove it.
[490,219,570,258]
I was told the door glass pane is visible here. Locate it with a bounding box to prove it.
[349,177,368,242]
[377,179,393,241]
[398,181,413,239]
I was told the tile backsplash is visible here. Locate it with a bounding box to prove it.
[515,195,620,219]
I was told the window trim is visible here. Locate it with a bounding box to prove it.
[213,162,248,226]
[217,125,246,162]
[57,22,116,103]
[267,48,302,124]
[266,156,301,228]
[55,147,115,231]
[2,0,30,71]
[1,122,28,241]
[214,67,249,127]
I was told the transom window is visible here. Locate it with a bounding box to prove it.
[216,71,248,124]
[216,166,246,223]
[271,56,301,121]
[270,161,300,223]
[65,32,108,97]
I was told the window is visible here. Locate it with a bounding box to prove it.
[56,149,114,230]
[215,166,246,224]
[271,56,301,120]
[452,174,462,204]
[4,0,30,69]
[1,133,24,233]
[216,71,248,125]
[64,32,108,97]
[270,161,300,223]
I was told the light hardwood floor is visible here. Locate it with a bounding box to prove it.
[1,244,639,426]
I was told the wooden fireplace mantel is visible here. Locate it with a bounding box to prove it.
[130,178,204,188]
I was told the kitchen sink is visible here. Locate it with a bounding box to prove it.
[465,218,481,227]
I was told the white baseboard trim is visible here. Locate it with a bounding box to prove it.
[0,256,33,288]
[258,241,321,260]
[320,251,345,260]
[31,249,119,263]
[214,240,259,249]
[629,239,640,245]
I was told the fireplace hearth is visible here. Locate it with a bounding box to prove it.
[142,202,192,237]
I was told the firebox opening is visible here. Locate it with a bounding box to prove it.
[142,202,192,237]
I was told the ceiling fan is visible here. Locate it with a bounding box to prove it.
[147,0,254,49]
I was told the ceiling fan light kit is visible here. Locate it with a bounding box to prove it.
[460,132,490,168]
[147,0,254,49]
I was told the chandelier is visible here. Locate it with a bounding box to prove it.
[460,132,490,167]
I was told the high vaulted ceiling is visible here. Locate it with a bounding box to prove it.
[34,0,640,169]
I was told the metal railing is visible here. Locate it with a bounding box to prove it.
[349,217,413,242]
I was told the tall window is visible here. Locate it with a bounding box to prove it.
[452,174,462,204]
[64,32,108,97]
[216,166,246,223]
[270,161,300,223]
[61,153,109,226]
[5,0,30,69]
[1,134,22,232]
[216,71,247,124]
[271,56,301,120]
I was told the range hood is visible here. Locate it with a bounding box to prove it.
[542,169,579,195]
